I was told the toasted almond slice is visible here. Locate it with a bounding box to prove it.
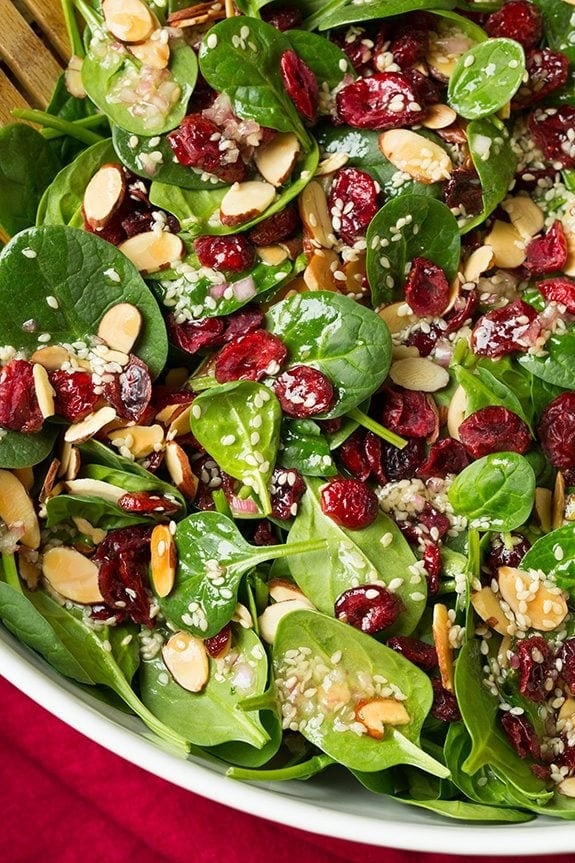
[501,196,545,240]
[392,345,420,360]
[65,54,87,98]
[425,23,475,81]
[559,697,575,723]
[377,301,418,334]
[258,599,314,644]
[118,230,184,274]
[17,548,41,590]
[447,384,467,441]
[39,458,61,504]
[484,220,526,269]
[253,132,301,187]
[30,344,70,371]
[558,777,575,798]
[378,129,453,184]
[98,303,143,354]
[432,603,454,692]
[102,0,154,43]
[463,245,495,283]
[150,524,177,598]
[167,1,226,27]
[65,477,126,504]
[32,363,55,419]
[165,441,198,499]
[552,471,565,530]
[83,163,127,230]
[129,36,170,69]
[303,249,340,292]
[72,517,107,545]
[220,181,276,227]
[65,446,81,480]
[42,546,104,604]
[498,566,568,632]
[563,229,575,276]
[64,406,118,444]
[233,602,254,629]
[268,578,315,604]
[108,423,164,459]
[355,697,410,739]
[12,466,34,492]
[470,587,511,636]
[497,634,513,670]
[534,487,553,534]
[421,103,457,130]
[162,631,209,692]
[315,151,349,177]
[256,245,289,266]
[342,253,368,297]
[389,357,450,392]
[299,180,335,249]
[167,403,194,439]
[0,470,41,549]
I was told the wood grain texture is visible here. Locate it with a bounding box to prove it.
[19,0,70,63]
[0,0,63,108]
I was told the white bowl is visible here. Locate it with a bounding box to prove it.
[1,623,573,856]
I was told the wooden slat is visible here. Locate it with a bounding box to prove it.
[0,0,63,108]
[0,70,31,125]
[18,0,71,64]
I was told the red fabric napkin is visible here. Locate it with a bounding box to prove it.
[1,674,572,863]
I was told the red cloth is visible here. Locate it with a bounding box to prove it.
[0,674,570,863]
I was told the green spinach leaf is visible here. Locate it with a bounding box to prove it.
[279,419,337,477]
[519,329,575,390]
[521,525,575,596]
[448,39,525,120]
[0,426,59,469]
[462,117,517,233]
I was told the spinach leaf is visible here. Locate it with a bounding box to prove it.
[521,525,575,596]
[455,365,532,431]
[302,0,457,31]
[190,381,282,515]
[209,710,282,768]
[140,625,273,748]
[532,0,575,64]
[448,39,525,120]
[393,795,533,823]
[0,124,61,238]
[286,29,354,87]
[45,494,149,530]
[366,197,461,307]
[519,329,575,390]
[158,511,327,637]
[0,426,58,470]
[273,610,448,776]
[266,292,392,418]
[81,464,186,514]
[279,419,337,477]
[0,226,168,379]
[287,478,425,635]
[447,452,536,533]
[462,117,517,234]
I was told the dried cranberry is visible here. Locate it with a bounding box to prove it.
[529,107,575,170]
[399,502,450,548]
[443,289,478,335]
[444,169,483,218]
[484,533,531,577]
[523,221,568,277]
[365,431,388,485]
[404,257,450,317]
[193,455,234,511]
[423,542,441,596]
[485,1,542,49]
[117,491,181,516]
[93,526,154,627]
[167,114,246,183]
[387,635,438,671]
[500,712,541,760]
[514,636,556,704]
[261,4,302,31]
[168,314,225,355]
[0,360,43,433]
[320,477,379,530]
[335,72,427,130]
[221,306,265,342]
[558,639,575,692]
[513,49,569,109]
[389,28,428,69]
[247,204,300,246]
[405,324,441,358]
[333,27,373,72]
[280,50,318,122]
[273,365,335,417]
[537,393,575,470]
[50,370,98,425]
[204,624,231,658]
[458,406,532,459]
[328,167,379,244]
[380,437,425,480]
[537,275,575,313]
[338,430,371,482]
[379,387,439,439]
[101,355,152,423]
[471,299,541,358]
[214,329,288,383]
[417,439,469,479]
[270,467,306,520]
[252,519,278,546]
[431,678,461,722]
[194,235,255,272]
[404,68,443,108]
[334,584,404,633]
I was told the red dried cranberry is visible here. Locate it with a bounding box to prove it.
[471,299,541,358]
[513,49,569,109]
[328,167,379,244]
[320,477,379,530]
[121,208,180,239]
[406,324,441,358]
[247,204,300,245]
[537,275,575,313]
[380,437,425,481]
[387,635,438,671]
[514,636,556,704]
[214,329,288,383]
[529,107,575,169]
[389,28,428,69]
[431,678,461,722]
[261,5,302,31]
[270,467,306,520]
[558,639,575,692]
[273,365,335,417]
[523,221,568,277]
[279,50,318,122]
[484,533,531,577]
[193,455,234,511]
[399,502,450,547]
[336,72,427,130]
[444,169,483,218]
[537,392,575,470]
[0,360,43,433]
[334,584,404,633]
[204,624,231,657]
[458,406,532,459]
[333,27,373,72]
[167,114,246,183]
[252,519,278,546]
[379,387,438,440]
[117,491,181,516]
[194,235,255,272]
[423,542,441,596]
[93,526,154,627]
[404,257,450,317]
[500,712,541,760]
[168,314,225,355]
[417,439,469,479]
[338,430,371,483]
[221,306,265,342]
[101,355,151,422]
[485,1,542,49]
[443,289,478,335]
[365,431,388,485]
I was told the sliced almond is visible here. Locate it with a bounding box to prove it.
[534,487,553,534]
[64,406,118,444]
[30,344,70,371]
[12,466,34,492]
[102,0,155,43]
[432,603,454,692]
[421,103,457,130]
[463,245,495,284]
[256,245,289,266]
[484,220,526,269]
[498,566,568,632]
[0,470,40,549]
[32,363,55,419]
[162,631,209,692]
[232,602,253,629]
[558,777,575,798]
[42,546,104,604]
[342,254,368,297]
[470,587,511,636]
[392,345,420,360]
[220,181,276,227]
[354,697,410,739]
[258,599,314,644]
[72,517,107,545]
[167,403,194,439]
[17,548,41,590]
[65,54,86,99]
[500,196,545,240]
[563,229,575,276]
[164,441,198,499]
[108,423,164,459]
[98,303,142,354]
[389,357,450,392]
[268,578,314,604]
[379,129,453,184]
[378,301,418,334]
[118,230,184,274]
[315,150,349,177]
[167,1,226,27]
[497,634,513,670]
[39,458,61,504]
[64,445,81,481]
[150,524,177,598]
[552,471,565,530]
[65,477,126,504]
[83,163,127,230]
[129,36,170,69]
[558,697,575,724]
[447,384,467,441]
[299,180,334,249]
[303,249,340,292]
[253,132,301,187]
[426,23,475,81]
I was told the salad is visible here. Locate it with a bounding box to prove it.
[1,0,575,825]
